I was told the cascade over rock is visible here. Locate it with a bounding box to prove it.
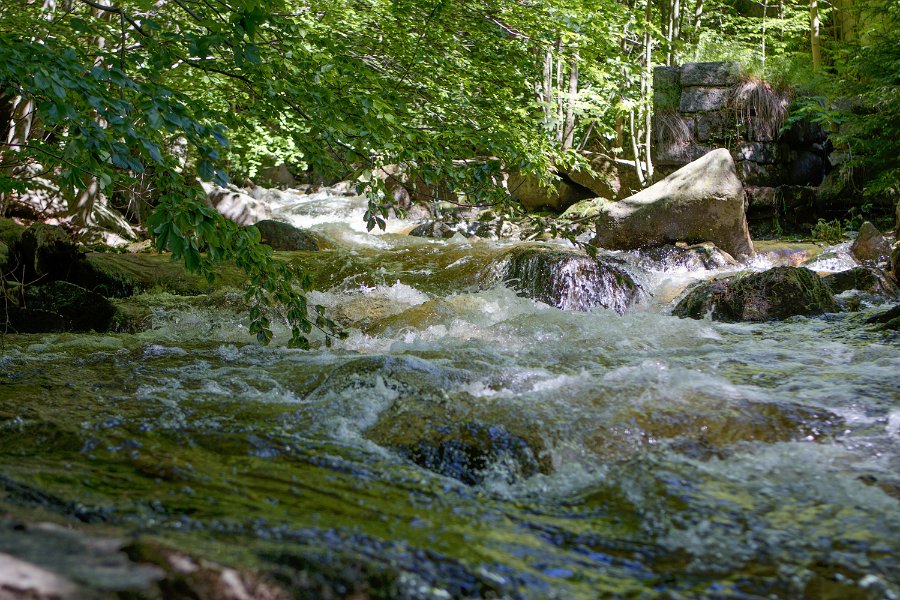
[497,245,644,314]
[567,149,755,258]
[673,266,838,321]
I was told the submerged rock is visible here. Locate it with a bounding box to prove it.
[567,149,754,258]
[673,266,838,321]
[253,219,326,251]
[864,303,900,331]
[22,281,116,332]
[850,221,890,262]
[822,266,897,296]
[392,422,543,485]
[497,245,644,313]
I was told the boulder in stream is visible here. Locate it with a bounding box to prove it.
[203,182,272,225]
[822,266,898,296]
[850,221,891,263]
[393,422,543,486]
[19,281,117,332]
[673,266,838,321]
[254,219,326,251]
[506,172,593,212]
[497,244,645,313]
[565,148,754,259]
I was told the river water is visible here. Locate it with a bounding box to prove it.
[1,188,898,598]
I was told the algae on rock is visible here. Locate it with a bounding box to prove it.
[673,266,838,321]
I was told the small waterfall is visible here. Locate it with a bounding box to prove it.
[495,244,646,313]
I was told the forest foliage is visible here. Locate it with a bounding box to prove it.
[1,0,897,344]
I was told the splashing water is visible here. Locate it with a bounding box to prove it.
[1,188,897,598]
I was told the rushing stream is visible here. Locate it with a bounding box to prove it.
[1,187,898,598]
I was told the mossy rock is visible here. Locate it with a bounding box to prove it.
[0,217,25,249]
[0,241,8,270]
[3,306,67,333]
[69,253,248,297]
[822,267,897,296]
[673,266,838,321]
[18,222,80,280]
[24,281,116,332]
[391,422,544,486]
[864,304,900,331]
[254,219,329,251]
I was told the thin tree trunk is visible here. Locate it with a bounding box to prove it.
[68,0,112,227]
[628,109,646,186]
[810,0,822,69]
[761,0,767,70]
[542,48,553,135]
[556,40,564,143]
[642,0,654,181]
[562,51,579,150]
[688,0,704,59]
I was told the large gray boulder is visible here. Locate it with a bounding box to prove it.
[571,149,754,258]
[203,182,272,225]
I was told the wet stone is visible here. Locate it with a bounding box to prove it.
[253,219,324,251]
[673,266,838,322]
[850,221,890,263]
[393,422,543,485]
[498,245,645,313]
[822,266,897,296]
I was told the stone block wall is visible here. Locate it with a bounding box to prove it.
[652,62,832,233]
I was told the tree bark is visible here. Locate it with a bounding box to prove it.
[562,51,578,150]
[810,0,822,69]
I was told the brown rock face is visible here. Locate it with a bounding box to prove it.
[586,149,754,258]
[851,221,890,262]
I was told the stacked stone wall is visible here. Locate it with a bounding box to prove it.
[652,62,832,233]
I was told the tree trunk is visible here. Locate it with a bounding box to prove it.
[542,48,553,135]
[0,96,36,217]
[810,0,822,69]
[628,109,646,186]
[555,40,564,143]
[562,51,579,150]
[642,0,654,181]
